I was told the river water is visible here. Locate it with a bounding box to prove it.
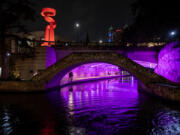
[1,77,180,135]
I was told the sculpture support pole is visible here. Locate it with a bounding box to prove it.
[50,23,55,45]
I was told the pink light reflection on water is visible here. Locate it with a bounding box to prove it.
[133,60,157,69]
[60,77,138,116]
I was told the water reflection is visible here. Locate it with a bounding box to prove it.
[60,77,139,134]
[0,77,180,135]
[0,106,14,135]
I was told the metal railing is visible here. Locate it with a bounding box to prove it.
[10,39,164,54]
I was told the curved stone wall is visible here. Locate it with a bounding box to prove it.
[155,42,180,83]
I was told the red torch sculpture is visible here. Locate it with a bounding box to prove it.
[41,8,56,47]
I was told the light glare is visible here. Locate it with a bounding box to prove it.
[170,31,176,36]
[75,23,80,28]
[99,40,103,44]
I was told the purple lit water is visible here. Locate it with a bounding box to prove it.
[1,77,180,135]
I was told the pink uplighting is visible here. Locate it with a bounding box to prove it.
[133,60,157,69]
[155,41,180,83]
[60,62,127,85]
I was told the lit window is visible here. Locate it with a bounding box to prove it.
[109,33,112,37]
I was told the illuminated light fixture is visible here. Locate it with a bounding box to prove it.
[147,42,154,47]
[65,43,69,46]
[99,40,103,44]
[75,23,80,28]
[116,29,122,32]
[41,8,56,47]
[33,72,38,76]
[170,31,176,36]
[6,52,11,56]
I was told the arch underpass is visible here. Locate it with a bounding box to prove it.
[32,52,170,89]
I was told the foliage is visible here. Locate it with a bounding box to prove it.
[0,0,36,79]
[123,0,180,43]
[0,0,36,33]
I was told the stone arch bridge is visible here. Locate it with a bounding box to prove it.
[1,50,180,101]
[32,52,170,88]
[30,51,180,102]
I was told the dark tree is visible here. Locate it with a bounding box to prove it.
[123,0,180,43]
[0,0,36,79]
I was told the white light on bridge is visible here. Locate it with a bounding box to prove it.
[99,40,103,44]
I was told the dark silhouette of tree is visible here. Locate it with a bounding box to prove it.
[123,0,180,43]
[0,0,36,79]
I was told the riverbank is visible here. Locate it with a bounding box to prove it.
[1,76,180,102]
[59,75,129,88]
[0,81,44,93]
[0,75,123,93]
[138,81,180,102]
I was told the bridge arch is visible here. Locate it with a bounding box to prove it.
[32,52,169,89]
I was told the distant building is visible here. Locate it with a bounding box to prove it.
[107,26,123,43]
[137,42,166,47]
[0,31,66,78]
[114,29,123,42]
[15,31,67,47]
[3,31,67,54]
[108,26,114,43]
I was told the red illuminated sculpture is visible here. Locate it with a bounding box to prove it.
[41,8,56,47]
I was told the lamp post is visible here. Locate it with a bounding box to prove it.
[99,40,103,44]
[75,22,80,42]
[170,31,176,36]
[168,30,178,42]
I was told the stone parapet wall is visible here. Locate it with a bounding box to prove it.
[14,46,46,80]
[0,81,44,92]
[138,81,180,102]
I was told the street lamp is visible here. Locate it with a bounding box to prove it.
[169,31,176,36]
[75,22,80,42]
[75,23,80,28]
[99,40,103,44]
[6,52,11,57]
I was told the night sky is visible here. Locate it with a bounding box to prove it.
[29,0,134,41]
